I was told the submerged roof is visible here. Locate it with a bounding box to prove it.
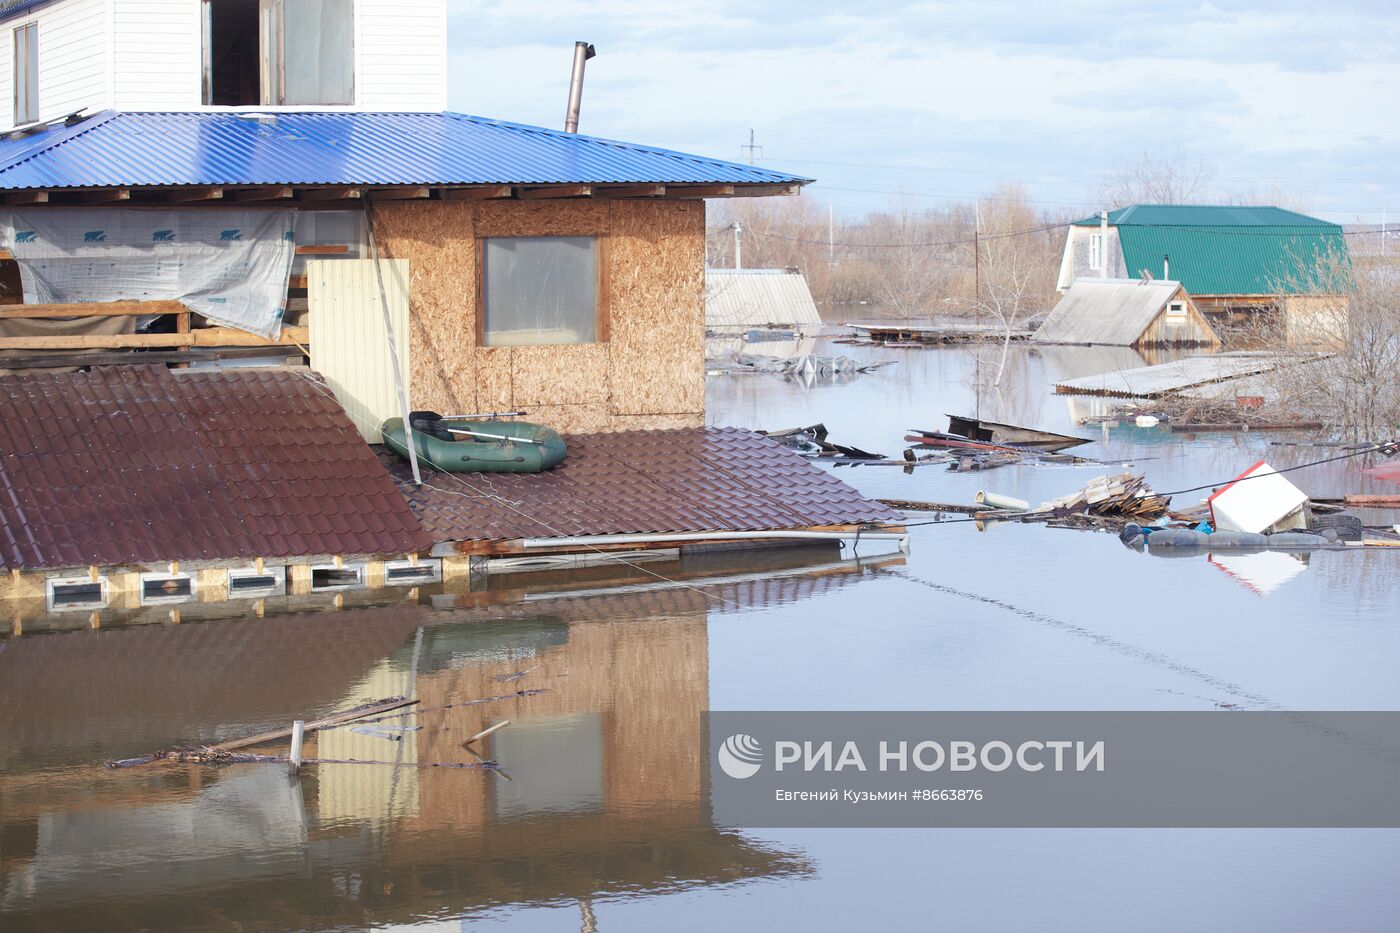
[1072,205,1347,296]
[0,365,430,569]
[1034,279,1216,347]
[0,110,810,191]
[389,426,899,544]
[705,268,823,330]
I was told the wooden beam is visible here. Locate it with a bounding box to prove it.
[0,300,186,319]
[297,187,364,200]
[0,346,305,370]
[295,244,349,256]
[735,183,802,197]
[226,186,294,202]
[191,325,308,347]
[665,184,734,198]
[442,185,513,201]
[516,184,592,200]
[2,190,47,205]
[60,188,132,204]
[0,325,308,351]
[158,186,224,202]
[367,187,431,201]
[594,184,665,198]
[289,274,308,289]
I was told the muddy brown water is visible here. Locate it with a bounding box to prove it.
[3,340,1400,931]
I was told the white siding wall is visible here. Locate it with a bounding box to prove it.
[112,0,200,110]
[0,0,445,120]
[356,0,445,111]
[0,0,112,129]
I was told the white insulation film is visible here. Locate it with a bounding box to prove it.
[1,209,296,338]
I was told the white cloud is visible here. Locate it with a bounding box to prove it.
[444,0,1400,219]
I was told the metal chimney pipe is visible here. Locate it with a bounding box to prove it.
[563,42,596,133]
[1163,254,1170,280]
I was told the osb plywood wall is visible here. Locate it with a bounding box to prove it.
[406,613,708,831]
[371,199,706,433]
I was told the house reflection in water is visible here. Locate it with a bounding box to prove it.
[0,550,895,928]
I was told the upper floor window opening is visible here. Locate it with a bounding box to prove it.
[202,0,354,107]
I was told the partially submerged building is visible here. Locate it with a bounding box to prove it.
[704,267,823,333]
[0,0,902,620]
[1033,278,1219,349]
[1057,205,1349,341]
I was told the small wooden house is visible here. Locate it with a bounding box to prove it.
[1056,205,1349,342]
[1033,279,1219,349]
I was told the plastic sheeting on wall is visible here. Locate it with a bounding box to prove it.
[1,209,296,338]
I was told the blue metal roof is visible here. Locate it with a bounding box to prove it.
[0,110,810,190]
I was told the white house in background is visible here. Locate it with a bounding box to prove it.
[0,0,445,128]
[704,267,823,333]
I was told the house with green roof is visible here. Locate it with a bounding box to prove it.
[1057,205,1349,322]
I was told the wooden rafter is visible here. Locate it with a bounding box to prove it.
[442,185,513,200]
[225,186,295,201]
[367,187,431,201]
[665,184,734,198]
[298,187,364,200]
[516,184,592,199]
[594,184,665,198]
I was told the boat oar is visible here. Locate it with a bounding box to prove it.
[446,427,545,445]
[441,410,527,419]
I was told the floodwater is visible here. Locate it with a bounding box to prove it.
[5,338,1400,931]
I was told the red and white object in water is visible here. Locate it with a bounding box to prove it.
[1207,461,1309,535]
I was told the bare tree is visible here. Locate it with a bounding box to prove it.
[1257,249,1400,440]
[1092,151,1216,207]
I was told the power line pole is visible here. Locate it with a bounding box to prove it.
[828,202,835,267]
[733,221,743,270]
[741,128,763,165]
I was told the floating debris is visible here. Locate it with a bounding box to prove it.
[1031,472,1171,522]
[708,352,897,378]
[763,423,885,460]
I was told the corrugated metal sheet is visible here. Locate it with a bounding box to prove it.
[1034,279,1217,347]
[1066,204,1347,296]
[309,258,411,442]
[0,365,430,568]
[388,427,901,544]
[704,268,823,331]
[0,110,810,189]
[1052,353,1293,398]
[1117,225,1346,296]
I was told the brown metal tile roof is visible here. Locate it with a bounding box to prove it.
[387,426,901,543]
[0,366,431,569]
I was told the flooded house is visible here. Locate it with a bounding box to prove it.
[0,0,902,626]
[1033,278,1220,349]
[1056,205,1350,344]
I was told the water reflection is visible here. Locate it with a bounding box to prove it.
[0,550,902,930]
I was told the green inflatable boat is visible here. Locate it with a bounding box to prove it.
[381,412,567,474]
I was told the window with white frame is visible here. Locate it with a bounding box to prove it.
[1165,301,1187,321]
[13,22,38,125]
[202,0,354,106]
[482,236,602,347]
[1087,233,1105,272]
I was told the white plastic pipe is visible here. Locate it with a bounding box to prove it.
[520,530,911,552]
[975,491,1030,511]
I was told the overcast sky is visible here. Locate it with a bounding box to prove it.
[446,1,1400,223]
